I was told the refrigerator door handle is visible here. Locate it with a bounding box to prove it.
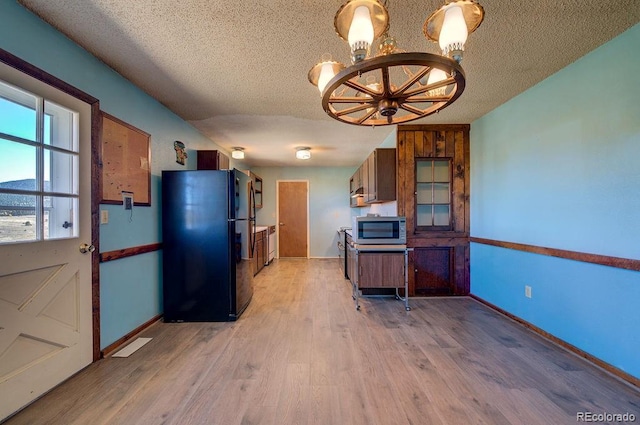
[249,181,256,255]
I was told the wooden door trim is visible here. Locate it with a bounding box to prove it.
[0,48,102,361]
[276,180,309,258]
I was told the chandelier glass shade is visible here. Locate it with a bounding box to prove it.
[423,0,485,64]
[308,0,484,127]
[334,0,389,63]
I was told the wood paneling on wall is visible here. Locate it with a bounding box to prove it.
[397,124,470,296]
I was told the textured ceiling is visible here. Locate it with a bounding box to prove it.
[19,0,640,167]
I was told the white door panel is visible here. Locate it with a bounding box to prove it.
[0,62,92,420]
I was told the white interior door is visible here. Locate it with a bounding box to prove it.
[0,62,93,420]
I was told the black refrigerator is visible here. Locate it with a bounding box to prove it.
[162,169,255,321]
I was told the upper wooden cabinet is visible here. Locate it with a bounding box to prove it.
[364,148,396,203]
[349,166,365,208]
[349,148,396,207]
[197,150,229,170]
[397,125,470,296]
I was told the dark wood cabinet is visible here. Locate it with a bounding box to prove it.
[197,150,229,170]
[413,248,453,295]
[349,166,365,208]
[254,229,267,275]
[397,125,470,296]
[363,148,396,203]
[349,148,396,207]
[358,252,404,288]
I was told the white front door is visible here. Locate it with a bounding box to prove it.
[0,62,93,420]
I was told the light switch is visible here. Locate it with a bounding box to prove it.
[100,210,109,224]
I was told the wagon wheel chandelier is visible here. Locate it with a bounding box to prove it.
[308,0,485,127]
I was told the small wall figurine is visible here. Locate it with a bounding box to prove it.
[174,141,187,165]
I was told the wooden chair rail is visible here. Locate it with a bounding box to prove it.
[470,237,640,272]
[99,243,162,263]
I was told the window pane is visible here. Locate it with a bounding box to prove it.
[44,196,78,240]
[416,160,432,182]
[433,160,449,182]
[0,81,37,141]
[0,138,36,190]
[44,148,78,195]
[45,100,78,152]
[433,183,450,204]
[416,183,433,204]
[434,205,450,226]
[416,204,433,227]
[0,194,37,243]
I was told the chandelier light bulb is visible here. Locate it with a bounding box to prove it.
[426,68,448,96]
[348,6,375,62]
[317,62,336,93]
[439,5,468,62]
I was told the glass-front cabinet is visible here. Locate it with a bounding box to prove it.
[397,124,470,297]
[416,159,451,230]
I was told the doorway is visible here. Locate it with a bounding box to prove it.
[277,181,308,258]
[0,51,100,420]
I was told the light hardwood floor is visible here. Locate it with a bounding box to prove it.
[5,259,639,425]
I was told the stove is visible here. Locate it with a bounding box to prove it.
[337,227,350,279]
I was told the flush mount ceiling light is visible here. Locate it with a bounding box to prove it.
[308,0,484,127]
[231,147,245,159]
[296,147,311,160]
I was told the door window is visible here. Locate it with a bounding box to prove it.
[0,80,79,244]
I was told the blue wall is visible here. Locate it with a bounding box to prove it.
[0,2,241,348]
[470,23,640,379]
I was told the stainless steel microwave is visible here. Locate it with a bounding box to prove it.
[352,216,406,245]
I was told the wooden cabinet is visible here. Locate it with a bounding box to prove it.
[254,229,267,275]
[349,148,396,207]
[397,125,470,296]
[349,166,365,208]
[196,150,229,170]
[357,252,404,288]
[363,148,396,203]
[413,248,454,295]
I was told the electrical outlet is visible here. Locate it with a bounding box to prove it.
[100,210,109,224]
[525,285,532,299]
